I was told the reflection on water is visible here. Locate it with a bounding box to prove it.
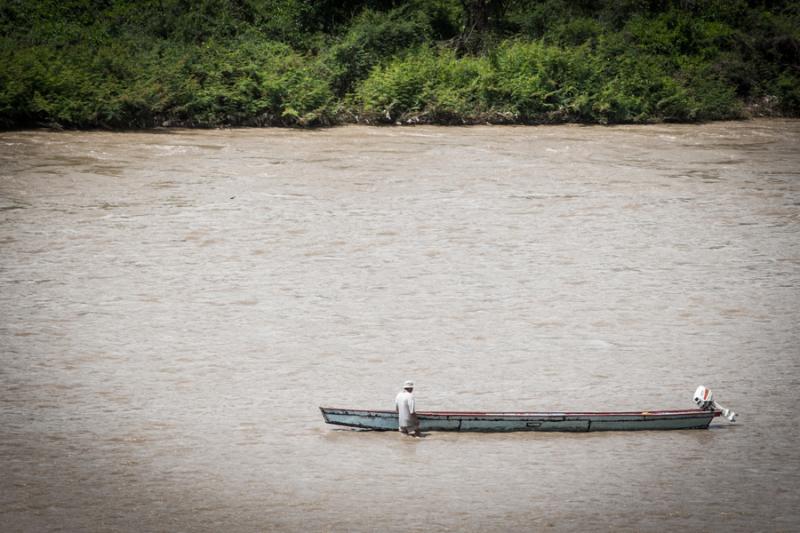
[1,120,799,532]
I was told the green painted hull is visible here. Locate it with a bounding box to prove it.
[320,407,719,432]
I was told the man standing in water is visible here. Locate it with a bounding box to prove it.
[395,380,419,437]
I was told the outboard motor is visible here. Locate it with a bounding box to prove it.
[693,385,736,422]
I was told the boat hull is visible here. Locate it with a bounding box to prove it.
[319,407,719,432]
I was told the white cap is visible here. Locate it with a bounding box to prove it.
[403,380,414,389]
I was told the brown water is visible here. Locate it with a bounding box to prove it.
[1,120,799,532]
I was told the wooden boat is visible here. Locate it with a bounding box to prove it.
[319,386,736,433]
[320,407,720,432]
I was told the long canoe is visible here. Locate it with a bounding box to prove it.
[319,407,721,432]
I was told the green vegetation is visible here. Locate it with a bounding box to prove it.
[1,0,798,128]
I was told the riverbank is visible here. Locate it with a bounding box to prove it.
[14,112,796,135]
[1,2,798,130]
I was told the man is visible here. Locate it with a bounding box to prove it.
[395,380,419,436]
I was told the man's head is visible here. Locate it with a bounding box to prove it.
[403,380,414,392]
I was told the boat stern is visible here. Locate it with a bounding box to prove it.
[693,386,737,422]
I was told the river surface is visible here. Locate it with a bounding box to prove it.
[1,120,799,532]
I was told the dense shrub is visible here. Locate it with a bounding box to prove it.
[356,47,487,122]
[322,8,432,97]
[0,36,334,128]
[0,0,798,128]
[354,39,744,124]
[484,41,598,121]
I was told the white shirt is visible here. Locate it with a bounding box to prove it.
[395,390,416,428]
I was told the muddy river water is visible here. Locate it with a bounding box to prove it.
[1,120,799,531]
